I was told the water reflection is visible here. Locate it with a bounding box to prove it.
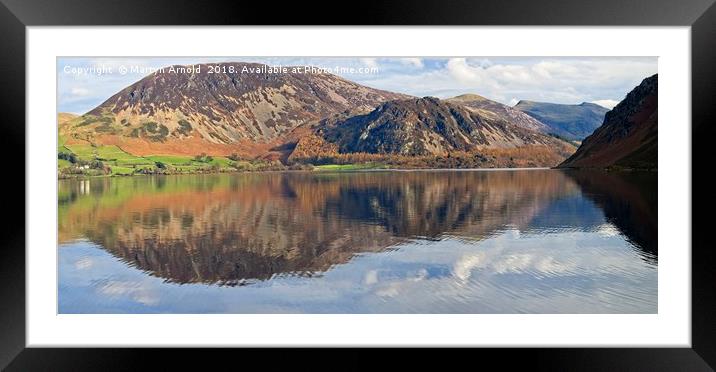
[58,169,657,313]
[565,170,657,259]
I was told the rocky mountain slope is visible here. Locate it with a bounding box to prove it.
[559,74,657,170]
[447,94,549,133]
[61,62,409,156]
[514,100,609,141]
[292,97,575,161]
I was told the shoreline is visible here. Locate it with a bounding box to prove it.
[58,166,650,180]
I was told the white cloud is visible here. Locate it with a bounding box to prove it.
[446,58,482,84]
[74,257,94,269]
[70,87,90,96]
[591,99,619,109]
[364,57,656,105]
[596,223,621,236]
[360,58,379,68]
[98,280,159,306]
[364,270,379,285]
[373,268,428,297]
[453,253,482,281]
[400,58,424,68]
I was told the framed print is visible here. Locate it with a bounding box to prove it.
[2,0,715,370]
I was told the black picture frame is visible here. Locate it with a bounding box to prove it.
[1,0,714,370]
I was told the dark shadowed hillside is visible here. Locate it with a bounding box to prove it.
[316,97,573,156]
[285,97,576,168]
[559,74,657,170]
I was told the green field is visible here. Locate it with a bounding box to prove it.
[58,134,70,153]
[57,143,394,178]
[109,166,135,175]
[148,154,235,169]
[146,155,195,165]
[64,144,97,161]
[58,158,72,168]
[58,144,238,177]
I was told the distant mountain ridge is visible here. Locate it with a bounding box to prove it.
[514,100,609,141]
[559,74,657,170]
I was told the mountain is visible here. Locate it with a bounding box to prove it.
[59,62,578,169]
[60,62,409,156]
[514,100,609,141]
[446,94,550,133]
[58,112,78,125]
[558,74,657,170]
[291,97,575,165]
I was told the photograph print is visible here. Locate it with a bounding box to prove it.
[57,57,658,314]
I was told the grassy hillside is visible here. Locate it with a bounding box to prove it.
[57,142,247,178]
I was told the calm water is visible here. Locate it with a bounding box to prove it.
[58,169,657,313]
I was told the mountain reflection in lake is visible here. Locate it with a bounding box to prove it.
[58,169,657,313]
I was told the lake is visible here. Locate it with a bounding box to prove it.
[58,169,657,313]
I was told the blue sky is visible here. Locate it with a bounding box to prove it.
[57,57,657,114]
